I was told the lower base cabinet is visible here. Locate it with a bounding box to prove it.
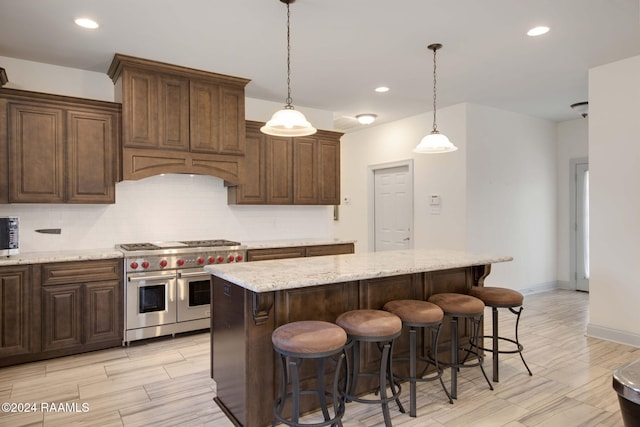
[0,265,33,358]
[0,259,123,367]
[42,284,83,352]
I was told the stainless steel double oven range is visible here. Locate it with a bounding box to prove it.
[117,240,246,344]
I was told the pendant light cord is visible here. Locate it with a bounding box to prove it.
[432,46,438,133]
[285,1,293,108]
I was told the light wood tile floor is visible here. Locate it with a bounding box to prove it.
[1,289,637,426]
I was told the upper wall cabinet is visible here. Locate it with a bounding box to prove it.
[108,54,250,183]
[0,88,120,204]
[228,121,342,205]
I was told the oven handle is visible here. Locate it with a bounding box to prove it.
[177,271,210,279]
[128,274,174,282]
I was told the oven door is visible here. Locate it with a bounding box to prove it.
[176,268,211,322]
[127,271,177,329]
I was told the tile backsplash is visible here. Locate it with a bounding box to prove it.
[0,174,333,252]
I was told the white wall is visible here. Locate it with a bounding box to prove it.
[0,55,336,252]
[587,54,640,347]
[335,102,558,293]
[466,104,558,291]
[333,104,467,252]
[556,118,589,287]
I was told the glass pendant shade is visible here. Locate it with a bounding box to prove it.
[260,106,317,137]
[414,131,458,153]
[262,0,316,137]
[415,43,458,154]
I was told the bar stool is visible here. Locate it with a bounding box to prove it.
[427,293,493,399]
[383,300,453,417]
[272,320,348,427]
[336,309,404,427]
[468,286,532,382]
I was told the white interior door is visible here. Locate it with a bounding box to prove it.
[372,163,413,251]
[575,162,590,292]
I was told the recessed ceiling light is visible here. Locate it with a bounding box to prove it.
[527,26,549,36]
[375,86,389,93]
[75,18,99,29]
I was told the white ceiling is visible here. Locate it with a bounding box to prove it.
[0,0,639,131]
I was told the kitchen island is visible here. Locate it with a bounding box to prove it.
[206,249,512,427]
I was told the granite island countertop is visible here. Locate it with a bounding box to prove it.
[205,249,513,293]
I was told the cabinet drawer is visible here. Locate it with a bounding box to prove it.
[41,259,121,286]
[246,247,306,261]
[306,244,354,257]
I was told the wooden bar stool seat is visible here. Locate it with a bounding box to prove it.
[383,300,453,418]
[336,309,404,427]
[468,286,532,382]
[272,320,348,427]
[427,293,493,399]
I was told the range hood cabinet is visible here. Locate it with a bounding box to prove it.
[108,54,250,184]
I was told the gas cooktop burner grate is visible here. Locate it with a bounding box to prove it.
[179,239,241,247]
[119,240,242,251]
[119,243,160,251]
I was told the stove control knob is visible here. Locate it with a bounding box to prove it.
[217,256,224,263]
[197,257,205,265]
[208,256,215,264]
[228,254,236,262]
[177,259,185,267]
[130,261,139,270]
[236,254,243,262]
[160,260,168,268]
[141,261,150,269]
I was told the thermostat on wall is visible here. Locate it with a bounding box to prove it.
[430,194,441,215]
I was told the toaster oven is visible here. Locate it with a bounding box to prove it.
[0,216,19,257]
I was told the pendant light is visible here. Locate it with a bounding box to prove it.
[414,43,458,154]
[261,0,316,137]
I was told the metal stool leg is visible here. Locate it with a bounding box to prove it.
[492,307,499,382]
[409,328,417,417]
[512,306,533,377]
[428,324,453,404]
[451,317,458,399]
[472,316,494,390]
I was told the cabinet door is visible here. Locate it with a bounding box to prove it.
[158,74,189,151]
[230,121,266,204]
[42,284,83,352]
[317,138,341,205]
[219,85,245,155]
[8,103,64,203]
[266,135,293,204]
[293,137,318,204]
[121,68,158,148]
[0,266,32,357]
[84,280,122,345]
[190,80,221,153]
[66,110,117,203]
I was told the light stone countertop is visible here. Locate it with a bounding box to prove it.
[243,238,356,249]
[205,249,513,293]
[0,239,354,266]
[0,248,123,266]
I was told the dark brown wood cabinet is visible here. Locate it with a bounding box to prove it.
[0,88,120,204]
[41,284,83,352]
[228,121,342,205]
[246,243,354,262]
[109,54,250,183]
[0,265,34,358]
[0,259,123,368]
[40,259,123,355]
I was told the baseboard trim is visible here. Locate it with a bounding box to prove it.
[519,281,560,296]
[586,323,640,348]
